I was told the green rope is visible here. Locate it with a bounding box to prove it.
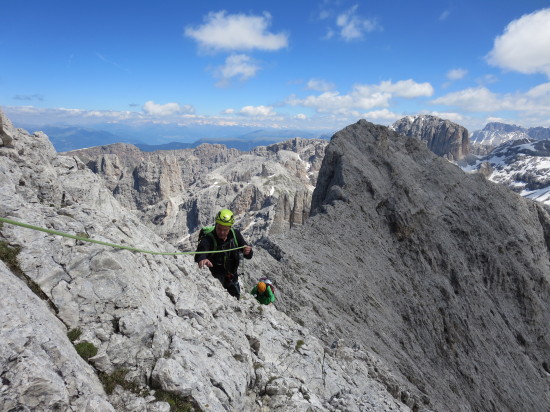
[0,217,245,255]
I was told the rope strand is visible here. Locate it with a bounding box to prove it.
[0,217,245,255]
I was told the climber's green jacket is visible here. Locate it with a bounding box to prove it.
[250,284,275,305]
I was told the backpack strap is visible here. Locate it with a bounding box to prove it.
[205,230,217,250]
[208,228,238,247]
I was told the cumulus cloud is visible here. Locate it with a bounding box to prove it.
[432,83,550,116]
[238,105,276,117]
[3,106,138,125]
[306,78,335,92]
[447,68,468,81]
[476,73,499,85]
[425,111,469,124]
[486,8,550,77]
[185,11,288,52]
[431,87,506,112]
[287,79,433,114]
[362,109,402,122]
[295,113,307,120]
[486,116,508,123]
[525,81,550,98]
[216,54,260,86]
[336,5,380,41]
[142,101,195,117]
[375,79,434,98]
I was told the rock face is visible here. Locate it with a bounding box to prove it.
[4,110,550,412]
[0,109,411,412]
[64,138,327,247]
[471,122,550,148]
[392,115,469,160]
[247,120,550,412]
[461,138,550,206]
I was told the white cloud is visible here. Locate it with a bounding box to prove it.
[3,104,344,131]
[431,87,506,112]
[216,54,260,86]
[432,83,550,117]
[335,5,380,41]
[323,28,335,40]
[306,78,335,92]
[525,82,550,98]
[447,68,468,81]
[3,106,139,125]
[288,79,433,114]
[375,79,434,98]
[425,111,469,125]
[185,11,288,52]
[238,105,276,117]
[476,73,499,85]
[287,90,385,113]
[142,101,194,116]
[485,116,508,123]
[362,109,402,122]
[295,113,307,120]
[486,8,550,77]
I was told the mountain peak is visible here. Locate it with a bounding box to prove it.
[274,118,550,411]
[391,115,469,160]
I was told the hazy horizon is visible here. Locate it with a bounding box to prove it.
[2,1,549,135]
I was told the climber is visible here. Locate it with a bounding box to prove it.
[195,209,252,299]
[250,280,276,305]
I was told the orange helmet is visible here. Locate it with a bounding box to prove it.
[257,281,267,293]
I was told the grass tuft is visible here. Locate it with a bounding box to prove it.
[67,328,82,342]
[0,241,22,274]
[0,241,57,312]
[154,389,202,412]
[75,341,98,361]
[99,369,144,396]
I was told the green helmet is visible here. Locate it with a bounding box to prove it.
[215,209,234,226]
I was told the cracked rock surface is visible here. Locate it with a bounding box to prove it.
[0,110,410,411]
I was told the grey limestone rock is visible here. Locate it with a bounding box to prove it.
[63,137,328,248]
[392,114,469,160]
[0,109,410,412]
[247,119,550,412]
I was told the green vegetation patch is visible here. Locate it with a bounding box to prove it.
[0,241,57,311]
[67,328,82,342]
[154,389,203,412]
[0,241,22,274]
[75,341,98,361]
[99,369,144,396]
[295,340,305,351]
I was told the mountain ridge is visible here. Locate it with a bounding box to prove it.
[471,121,550,148]
[1,110,550,411]
[252,119,550,412]
[17,122,332,152]
[0,109,409,411]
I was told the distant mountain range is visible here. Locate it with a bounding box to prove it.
[16,118,550,154]
[461,138,550,205]
[134,136,329,152]
[16,122,332,152]
[470,122,550,147]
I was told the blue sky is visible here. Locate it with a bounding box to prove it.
[1,0,550,139]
